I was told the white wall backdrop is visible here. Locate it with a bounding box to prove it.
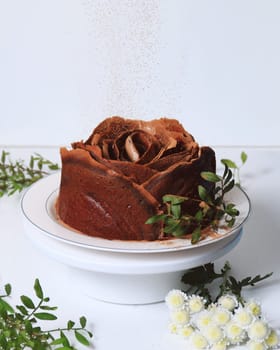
[0,0,279,147]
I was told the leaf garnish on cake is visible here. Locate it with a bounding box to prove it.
[146,154,247,243]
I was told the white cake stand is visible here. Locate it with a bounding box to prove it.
[21,173,250,304]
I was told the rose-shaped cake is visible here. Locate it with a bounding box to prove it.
[56,117,216,241]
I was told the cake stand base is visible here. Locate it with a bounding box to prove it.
[63,232,242,305]
[70,269,185,305]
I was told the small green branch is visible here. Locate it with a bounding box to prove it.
[0,279,93,349]
[146,153,248,243]
[0,150,59,197]
[181,261,272,306]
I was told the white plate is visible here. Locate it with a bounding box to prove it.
[21,172,250,254]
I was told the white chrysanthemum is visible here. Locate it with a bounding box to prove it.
[179,325,195,338]
[191,332,209,349]
[209,339,228,350]
[247,340,267,350]
[168,322,178,334]
[195,310,214,329]
[213,307,232,326]
[170,308,190,326]
[265,329,279,348]
[245,300,262,317]
[207,303,218,312]
[217,294,238,311]
[224,321,246,344]
[233,307,254,328]
[203,324,224,344]
[165,289,187,310]
[248,320,270,342]
[188,295,206,314]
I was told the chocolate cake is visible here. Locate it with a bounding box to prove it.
[56,117,216,241]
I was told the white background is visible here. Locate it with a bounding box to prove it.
[0,0,279,147]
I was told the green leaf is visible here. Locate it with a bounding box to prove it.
[4,284,12,296]
[221,261,231,274]
[75,330,90,346]
[21,295,35,309]
[29,156,35,169]
[163,194,186,205]
[50,338,66,346]
[86,330,94,338]
[34,279,44,299]
[24,320,33,335]
[226,217,236,227]
[50,332,71,348]
[16,305,29,315]
[214,185,222,195]
[59,331,71,347]
[37,160,43,170]
[223,179,235,194]
[171,203,181,219]
[225,204,239,216]
[48,164,60,170]
[191,227,201,244]
[171,224,187,237]
[145,214,167,224]
[1,150,8,163]
[67,320,75,330]
[241,151,248,164]
[245,272,273,286]
[34,312,57,320]
[198,185,208,201]
[224,167,233,185]
[195,210,203,222]
[40,305,58,311]
[201,171,221,183]
[79,316,87,328]
[221,159,237,169]
[0,298,14,313]
[163,218,181,234]
[222,164,229,179]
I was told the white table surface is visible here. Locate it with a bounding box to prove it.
[0,145,279,350]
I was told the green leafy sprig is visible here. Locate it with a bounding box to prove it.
[0,279,93,349]
[181,261,273,306]
[0,150,59,197]
[146,156,245,243]
[221,151,248,186]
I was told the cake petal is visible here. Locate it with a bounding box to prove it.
[143,147,216,205]
[57,148,162,240]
